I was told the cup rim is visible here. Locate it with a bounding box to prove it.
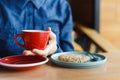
[22,30,50,32]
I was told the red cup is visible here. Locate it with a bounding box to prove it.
[14,30,50,50]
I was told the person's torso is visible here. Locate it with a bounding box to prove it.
[0,0,66,57]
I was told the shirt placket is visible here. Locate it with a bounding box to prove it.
[26,2,34,29]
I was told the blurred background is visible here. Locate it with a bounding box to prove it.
[68,0,120,51]
[100,0,120,49]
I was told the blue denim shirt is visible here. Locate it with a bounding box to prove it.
[0,0,74,57]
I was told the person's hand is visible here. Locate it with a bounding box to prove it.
[23,27,57,56]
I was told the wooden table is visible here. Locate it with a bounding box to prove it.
[1,52,120,80]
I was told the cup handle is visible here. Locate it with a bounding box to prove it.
[14,34,25,48]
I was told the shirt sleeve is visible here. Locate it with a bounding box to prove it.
[56,0,74,52]
[0,4,2,25]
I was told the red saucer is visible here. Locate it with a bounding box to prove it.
[0,55,48,71]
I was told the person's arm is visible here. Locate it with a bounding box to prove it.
[56,0,74,52]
